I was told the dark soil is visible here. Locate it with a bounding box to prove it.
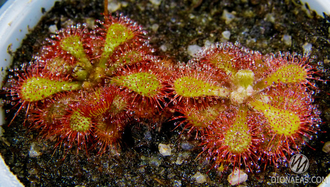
[1,0,330,186]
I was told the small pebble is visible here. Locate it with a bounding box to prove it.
[204,40,212,48]
[138,166,145,173]
[261,40,269,48]
[160,44,168,52]
[228,168,248,185]
[48,25,58,33]
[176,156,184,165]
[282,35,292,46]
[175,152,191,165]
[181,142,194,150]
[121,1,128,7]
[189,14,195,19]
[323,108,330,121]
[151,23,159,32]
[29,143,42,157]
[149,156,162,167]
[246,38,256,45]
[322,141,330,153]
[144,131,152,141]
[168,173,175,179]
[222,31,231,40]
[85,18,95,29]
[170,2,176,8]
[108,0,121,12]
[187,44,202,57]
[265,13,275,23]
[149,0,162,6]
[158,143,171,156]
[192,172,207,184]
[173,180,182,187]
[302,43,312,55]
[222,10,235,24]
[63,19,75,28]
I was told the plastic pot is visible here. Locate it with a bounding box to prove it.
[0,1,60,186]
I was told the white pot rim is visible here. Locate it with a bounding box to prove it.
[0,1,60,186]
[0,0,329,186]
[300,0,330,17]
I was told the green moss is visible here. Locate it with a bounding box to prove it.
[111,72,161,97]
[20,77,81,102]
[174,76,229,98]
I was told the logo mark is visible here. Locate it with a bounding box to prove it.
[289,154,309,174]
